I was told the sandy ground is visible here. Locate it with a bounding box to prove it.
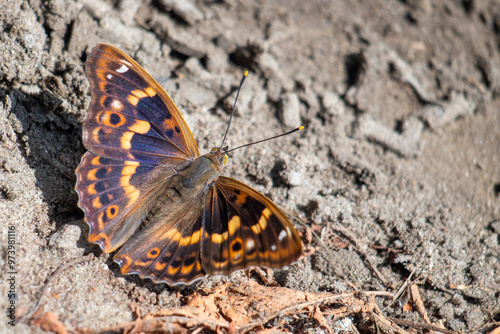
[0,0,499,333]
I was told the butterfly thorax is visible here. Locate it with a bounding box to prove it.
[179,152,224,191]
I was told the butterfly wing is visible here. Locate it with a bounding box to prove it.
[83,43,199,163]
[113,189,207,285]
[201,176,303,276]
[75,152,182,252]
[76,44,198,253]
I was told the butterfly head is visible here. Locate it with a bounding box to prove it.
[211,147,229,165]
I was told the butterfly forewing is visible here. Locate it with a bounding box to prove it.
[201,177,303,276]
[84,44,199,163]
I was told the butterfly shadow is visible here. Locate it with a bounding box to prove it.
[0,87,86,228]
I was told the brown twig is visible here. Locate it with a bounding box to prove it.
[382,267,417,312]
[40,151,76,182]
[372,311,408,334]
[468,307,500,333]
[80,315,230,334]
[238,292,372,333]
[21,254,94,322]
[285,212,389,287]
[387,316,456,334]
[410,284,430,323]
[288,213,350,271]
[332,223,388,283]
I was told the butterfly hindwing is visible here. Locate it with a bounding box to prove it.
[201,176,303,276]
[113,192,207,285]
[84,44,199,164]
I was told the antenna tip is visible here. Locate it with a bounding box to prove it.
[244,70,248,77]
[298,125,305,130]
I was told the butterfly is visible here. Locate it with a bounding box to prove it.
[75,44,302,286]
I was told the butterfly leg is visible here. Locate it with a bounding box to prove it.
[245,266,279,286]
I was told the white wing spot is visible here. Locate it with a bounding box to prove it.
[107,74,113,79]
[111,99,123,111]
[116,64,129,73]
[246,239,255,252]
[278,229,287,242]
[271,244,277,251]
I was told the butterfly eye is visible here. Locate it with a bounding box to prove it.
[211,148,218,153]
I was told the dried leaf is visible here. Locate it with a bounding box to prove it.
[488,326,500,334]
[31,311,68,334]
[313,306,332,334]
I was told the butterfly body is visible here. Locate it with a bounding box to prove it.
[177,152,224,191]
[75,44,302,285]
[140,152,223,214]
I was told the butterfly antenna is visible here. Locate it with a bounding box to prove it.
[219,71,248,152]
[226,126,304,154]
